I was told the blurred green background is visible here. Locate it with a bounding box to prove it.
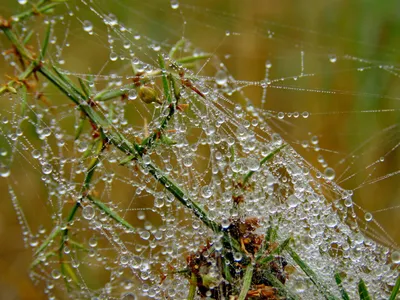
[1,0,400,298]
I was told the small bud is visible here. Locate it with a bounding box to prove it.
[139,85,162,105]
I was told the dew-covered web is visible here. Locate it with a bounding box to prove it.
[1,0,400,299]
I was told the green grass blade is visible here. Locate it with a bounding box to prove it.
[11,1,66,24]
[287,246,339,300]
[176,54,212,64]
[23,29,34,45]
[169,38,185,58]
[158,54,172,104]
[87,195,136,232]
[53,66,86,100]
[34,225,61,256]
[243,144,287,185]
[389,273,400,300]
[264,271,300,300]
[74,115,86,140]
[258,237,291,265]
[93,84,135,101]
[187,272,197,300]
[238,263,254,300]
[78,77,91,98]
[40,23,51,60]
[358,279,371,300]
[334,273,350,300]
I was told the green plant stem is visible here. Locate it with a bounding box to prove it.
[358,279,371,300]
[389,273,400,300]
[257,237,291,265]
[242,144,287,185]
[187,273,197,300]
[238,263,254,300]
[287,246,339,300]
[10,0,65,24]
[264,272,299,300]
[334,273,350,300]
[1,21,248,270]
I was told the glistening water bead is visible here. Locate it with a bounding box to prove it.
[324,167,335,181]
[391,251,400,264]
[82,205,95,220]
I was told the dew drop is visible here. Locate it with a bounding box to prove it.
[329,55,337,63]
[82,205,95,220]
[128,89,137,100]
[287,194,299,208]
[82,20,93,32]
[0,148,8,156]
[221,219,230,229]
[324,167,335,181]
[51,269,61,279]
[247,157,260,172]
[0,164,10,178]
[170,0,179,9]
[325,214,337,228]
[183,157,193,167]
[215,70,228,85]
[364,212,373,222]
[18,0,27,4]
[201,186,213,198]
[42,163,53,175]
[391,251,400,264]
[233,252,242,261]
[110,52,118,61]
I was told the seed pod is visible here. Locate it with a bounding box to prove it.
[138,85,162,105]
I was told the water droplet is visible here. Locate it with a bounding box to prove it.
[142,154,151,165]
[324,167,335,181]
[89,236,98,247]
[0,148,8,156]
[277,112,284,119]
[221,219,230,229]
[18,0,27,4]
[233,252,242,261]
[51,269,61,279]
[83,20,93,32]
[120,254,130,265]
[329,55,337,63]
[247,157,260,172]
[325,214,337,228]
[128,89,137,100]
[110,52,118,61]
[0,164,10,178]
[170,0,179,9]
[42,163,53,175]
[364,212,373,222]
[201,186,213,198]
[287,195,299,208]
[77,141,89,153]
[140,230,151,240]
[183,157,193,167]
[215,70,228,85]
[391,251,400,263]
[82,205,95,220]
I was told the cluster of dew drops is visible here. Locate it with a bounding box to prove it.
[0,1,399,299]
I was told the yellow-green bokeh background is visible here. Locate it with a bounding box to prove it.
[0,0,400,298]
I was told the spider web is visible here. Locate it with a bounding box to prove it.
[0,0,399,299]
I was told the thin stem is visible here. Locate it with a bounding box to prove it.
[242,144,287,185]
[238,263,254,300]
[287,246,339,300]
[389,273,400,300]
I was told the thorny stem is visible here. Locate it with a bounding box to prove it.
[1,17,245,256]
[1,10,346,299]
